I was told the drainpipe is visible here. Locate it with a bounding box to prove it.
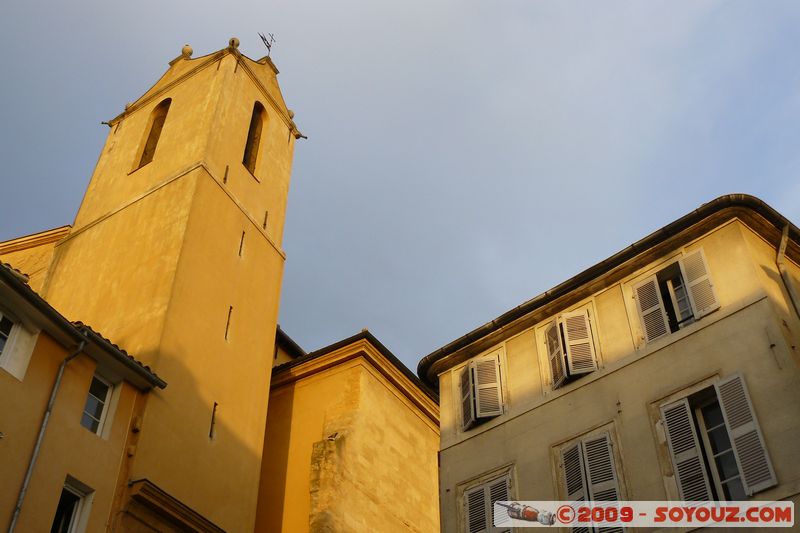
[776,224,800,320]
[8,339,86,533]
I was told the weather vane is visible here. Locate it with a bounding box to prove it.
[259,32,276,57]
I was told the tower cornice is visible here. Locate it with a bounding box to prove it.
[107,44,304,139]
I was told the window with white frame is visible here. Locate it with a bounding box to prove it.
[80,375,112,435]
[50,476,93,533]
[633,248,719,344]
[660,373,776,501]
[559,431,624,533]
[463,473,511,533]
[459,351,504,431]
[0,308,38,381]
[543,308,599,389]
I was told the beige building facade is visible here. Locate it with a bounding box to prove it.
[418,195,800,532]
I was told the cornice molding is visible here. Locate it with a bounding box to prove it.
[0,225,71,254]
[108,49,302,138]
[128,479,225,532]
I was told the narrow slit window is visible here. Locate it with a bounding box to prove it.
[238,231,245,257]
[225,306,233,341]
[242,102,266,174]
[136,98,171,169]
[209,402,218,439]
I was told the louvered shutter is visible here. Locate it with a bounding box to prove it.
[545,321,566,388]
[715,374,776,495]
[661,399,713,500]
[681,249,720,319]
[562,442,588,502]
[562,442,590,533]
[633,276,670,343]
[460,365,476,430]
[584,434,624,533]
[472,356,504,418]
[584,434,619,501]
[488,476,511,533]
[562,310,598,375]
[464,484,487,533]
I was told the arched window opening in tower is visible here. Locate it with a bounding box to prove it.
[136,98,172,169]
[243,102,266,175]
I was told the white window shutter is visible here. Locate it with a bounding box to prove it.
[460,365,476,430]
[562,441,589,504]
[583,433,620,502]
[464,484,487,533]
[715,374,776,495]
[545,321,566,388]
[0,325,39,381]
[472,356,504,418]
[633,276,670,343]
[561,310,598,375]
[661,399,713,500]
[681,248,720,318]
[487,476,511,533]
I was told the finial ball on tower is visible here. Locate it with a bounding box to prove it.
[229,37,240,49]
[181,44,193,58]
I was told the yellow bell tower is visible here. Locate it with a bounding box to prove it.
[40,39,302,531]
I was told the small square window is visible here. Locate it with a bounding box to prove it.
[459,351,504,431]
[463,473,512,533]
[633,248,719,344]
[81,375,112,435]
[557,430,625,532]
[542,308,599,389]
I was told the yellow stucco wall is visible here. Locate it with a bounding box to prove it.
[437,218,800,532]
[257,353,440,533]
[0,333,140,532]
[29,47,296,531]
[0,227,70,293]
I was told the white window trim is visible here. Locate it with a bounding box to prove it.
[694,397,736,500]
[58,475,94,533]
[82,374,114,437]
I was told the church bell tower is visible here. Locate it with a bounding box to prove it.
[41,38,302,531]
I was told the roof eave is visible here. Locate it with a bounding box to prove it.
[275,330,439,403]
[417,193,800,388]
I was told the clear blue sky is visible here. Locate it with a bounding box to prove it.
[1,1,799,369]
